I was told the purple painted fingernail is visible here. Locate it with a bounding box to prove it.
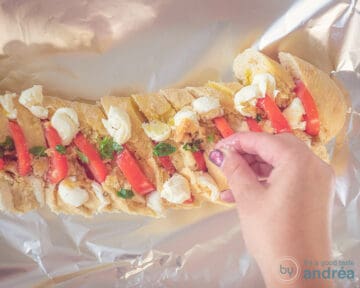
[209,149,224,167]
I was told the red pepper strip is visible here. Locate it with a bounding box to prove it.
[246,118,263,132]
[213,116,234,138]
[294,80,320,136]
[184,194,194,204]
[44,124,68,184]
[256,95,292,133]
[8,121,31,176]
[116,147,155,195]
[74,133,108,183]
[158,155,177,175]
[0,158,4,170]
[192,150,207,172]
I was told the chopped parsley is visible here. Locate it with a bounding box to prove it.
[76,149,89,164]
[0,136,14,151]
[256,114,262,122]
[117,188,134,199]
[29,146,47,158]
[55,145,66,155]
[206,133,215,143]
[182,139,203,152]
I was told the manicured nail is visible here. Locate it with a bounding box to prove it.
[220,189,235,203]
[209,149,224,167]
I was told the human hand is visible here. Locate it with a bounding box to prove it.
[209,132,335,288]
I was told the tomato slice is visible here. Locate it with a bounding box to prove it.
[74,133,108,183]
[213,116,234,138]
[0,158,4,170]
[246,118,262,132]
[116,147,155,195]
[8,121,31,176]
[158,155,177,175]
[184,194,194,204]
[193,150,207,172]
[294,80,320,136]
[257,95,292,133]
[44,124,68,184]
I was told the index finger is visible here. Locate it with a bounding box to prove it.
[215,132,299,167]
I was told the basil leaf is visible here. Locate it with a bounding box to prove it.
[55,145,66,155]
[153,142,176,157]
[99,136,123,159]
[117,188,134,199]
[256,114,262,122]
[1,136,14,151]
[182,139,202,152]
[29,146,47,157]
[206,133,215,143]
[76,149,89,164]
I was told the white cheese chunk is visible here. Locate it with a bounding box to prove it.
[195,172,220,202]
[234,85,263,118]
[0,92,17,119]
[58,177,89,207]
[142,120,171,142]
[51,108,80,146]
[146,191,164,215]
[252,73,277,98]
[160,173,191,204]
[91,182,110,212]
[102,106,131,145]
[19,85,48,119]
[173,106,199,127]
[283,98,306,130]
[192,96,223,120]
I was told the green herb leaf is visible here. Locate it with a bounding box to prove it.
[29,146,47,157]
[153,142,176,157]
[206,133,215,143]
[182,139,202,152]
[112,141,124,153]
[256,114,262,122]
[0,147,4,158]
[0,136,14,151]
[117,188,134,199]
[55,145,66,155]
[76,149,89,164]
[99,136,123,159]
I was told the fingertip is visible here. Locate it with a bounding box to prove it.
[220,189,235,203]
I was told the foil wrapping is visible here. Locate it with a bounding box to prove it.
[0,0,359,287]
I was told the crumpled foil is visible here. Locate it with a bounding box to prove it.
[0,0,359,287]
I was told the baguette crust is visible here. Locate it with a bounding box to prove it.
[278,52,347,144]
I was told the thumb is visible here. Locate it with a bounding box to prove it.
[209,147,265,204]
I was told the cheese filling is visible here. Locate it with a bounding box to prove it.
[192,96,224,120]
[283,97,306,130]
[58,177,89,207]
[142,120,171,142]
[102,106,131,145]
[234,85,263,118]
[0,92,17,119]
[51,108,80,146]
[19,85,48,119]
[161,173,191,204]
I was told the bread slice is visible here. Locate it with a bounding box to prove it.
[42,96,111,217]
[0,97,46,213]
[278,52,347,144]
